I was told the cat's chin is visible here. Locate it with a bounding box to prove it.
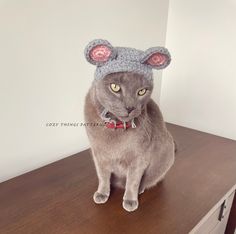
[107,110,141,122]
[117,117,131,122]
[117,114,139,122]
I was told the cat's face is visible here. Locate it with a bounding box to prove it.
[95,72,153,122]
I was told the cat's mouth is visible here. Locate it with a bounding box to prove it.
[101,108,141,123]
[117,112,140,122]
[118,115,130,122]
[110,113,134,122]
[118,115,129,118]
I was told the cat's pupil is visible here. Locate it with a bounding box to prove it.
[138,88,147,96]
[110,83,121,92]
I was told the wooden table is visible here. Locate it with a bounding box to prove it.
[0,124,236,234]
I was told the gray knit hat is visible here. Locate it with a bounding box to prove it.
[84,39,171,81]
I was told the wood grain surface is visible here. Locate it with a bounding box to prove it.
[0,123,236,234]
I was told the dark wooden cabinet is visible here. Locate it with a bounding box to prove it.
[191,190,235,233]
[0,124,236,234]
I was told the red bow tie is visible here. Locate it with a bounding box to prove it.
[105,121,132,129]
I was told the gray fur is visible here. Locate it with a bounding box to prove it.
[84,72,175,212]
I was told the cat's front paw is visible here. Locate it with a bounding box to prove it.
[93,191,109,204]
[122,199,139,212]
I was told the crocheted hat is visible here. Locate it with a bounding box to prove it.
[84,39,171,81]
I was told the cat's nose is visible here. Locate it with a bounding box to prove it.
[126,106,135,114]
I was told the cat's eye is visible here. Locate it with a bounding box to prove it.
[110,83,121,93]
[138,88,147,96]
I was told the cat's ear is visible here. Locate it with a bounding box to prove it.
[84,39,116,66]
[140,47,171,69]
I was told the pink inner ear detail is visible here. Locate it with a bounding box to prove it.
[146,53,168,66]
[90,45,112,62]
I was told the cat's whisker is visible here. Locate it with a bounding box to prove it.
[131,119,136,128]
[123,121,126,130]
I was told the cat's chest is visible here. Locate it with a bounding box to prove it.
[87,124,152,154]
[87,124,134,143]
[108,148,137,174]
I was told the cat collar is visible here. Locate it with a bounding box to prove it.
[100,109,136,130]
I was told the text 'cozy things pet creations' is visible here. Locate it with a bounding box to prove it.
[84,39,175,212]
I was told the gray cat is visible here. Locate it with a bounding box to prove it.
[84,39,175,212]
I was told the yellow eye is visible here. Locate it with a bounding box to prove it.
[110,83,121,93]
[138,88,147,96]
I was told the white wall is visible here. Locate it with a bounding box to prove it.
[0,0,169,182]
[161,0,236,140]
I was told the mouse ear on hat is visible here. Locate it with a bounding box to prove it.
[140,47,171,69]
[84,39,116,66]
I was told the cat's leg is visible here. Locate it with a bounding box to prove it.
[123,164,145,212]
[93,156,111,204]
[139,173,165,192]
[138,186,145,195]
[138,172,148,194]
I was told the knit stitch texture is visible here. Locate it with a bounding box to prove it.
[84,39,171,81]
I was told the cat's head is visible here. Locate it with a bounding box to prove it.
[94,72,153,122]
[85,39,171,121]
